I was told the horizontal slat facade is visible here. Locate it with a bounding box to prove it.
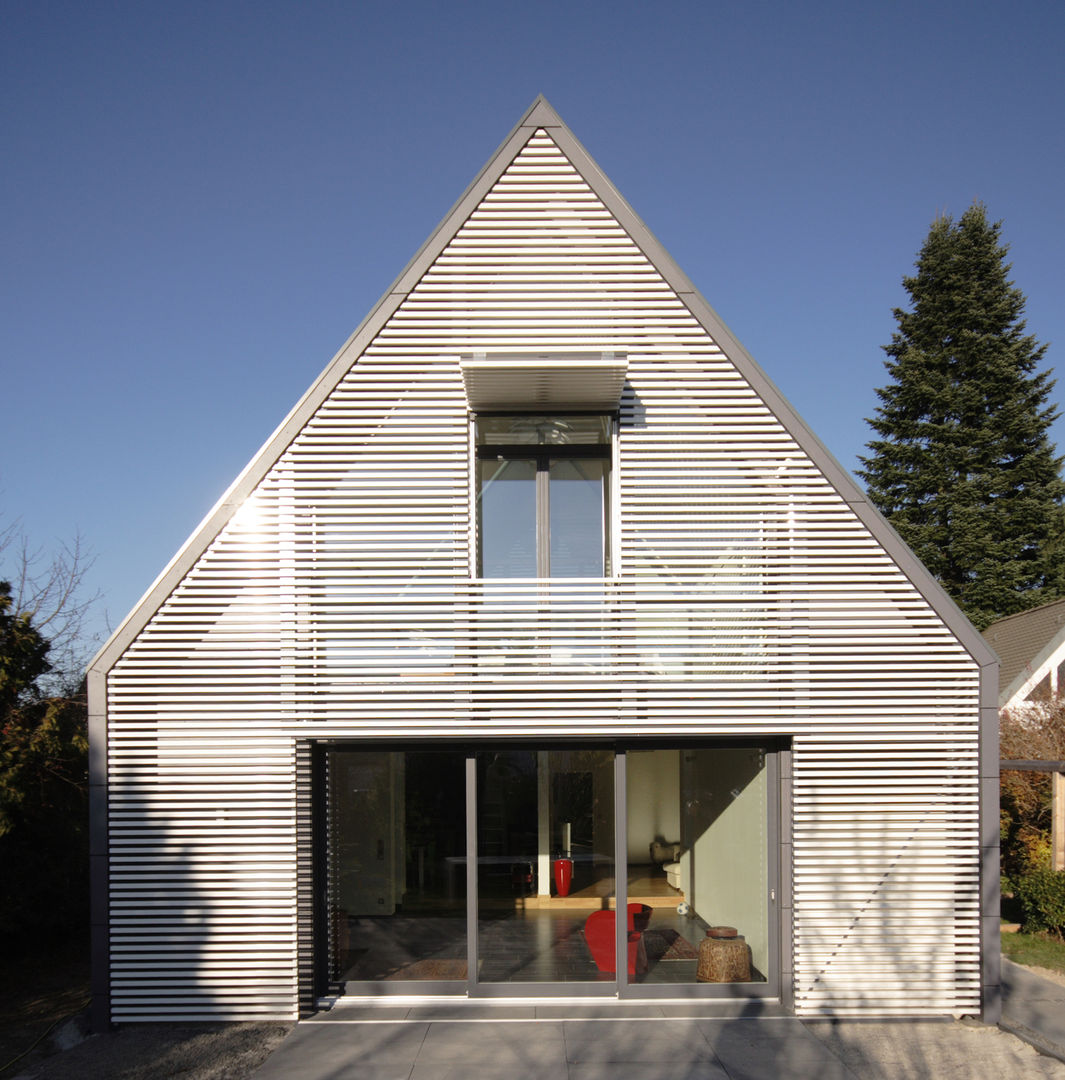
[104,129,983,1019]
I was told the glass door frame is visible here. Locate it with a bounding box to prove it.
[615,739,784,1001]
[314,738,785,1002]
[314,742,472,998]
[466,747,618,998]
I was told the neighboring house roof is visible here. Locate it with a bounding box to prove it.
[88,95,997,679]
[982,596,1065,709]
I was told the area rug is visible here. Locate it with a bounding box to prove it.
[642,929,699,961]
[383,958,468,981]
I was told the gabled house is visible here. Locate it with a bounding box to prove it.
[983,596,1065,712]
[88,97,999,1027]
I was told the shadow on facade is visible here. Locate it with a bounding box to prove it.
[102,746,298,1024]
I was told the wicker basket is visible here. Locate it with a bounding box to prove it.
[696,926,751,982]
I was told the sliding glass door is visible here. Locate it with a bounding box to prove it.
[322,741,779,999]
[327,750,467,990]
[475,748,615,988]
[624,745,774,993]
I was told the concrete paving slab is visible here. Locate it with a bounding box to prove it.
[567,1062,731,1080]
[417,1019,567,1065]
[406,1004,538,1021]
[309,1005,415,1021]
[719,1056,856,1080]
[250,1021,428,1078]
[296,1068,412,1080]
[561,1018,719,1063]
[1001,957,1065,1063]
[251,998,1065,1080]
[805,1018,1065,1080]
[667,999,790,1018]
[410,1065,569,1080]
[697,1016,822,1045]
[533,1003,666,1019]
[697,1020,858,1080]
[714,1034,845,1062]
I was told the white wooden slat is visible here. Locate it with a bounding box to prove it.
[103,128,983,1020]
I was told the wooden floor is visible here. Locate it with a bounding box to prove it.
[514,870,683,910]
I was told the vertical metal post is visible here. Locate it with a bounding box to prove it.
[468,416,478,578]
[87,667,110,1032]
[777,743,794,1011]
[307,744,329,1007]
[1054,771,1065,873]
[466,755,478,993]
[980,667,1002,1024]
[537,751,551,896]
[536,458,550,576]
[615,750,627,995]
[609,410,620,576]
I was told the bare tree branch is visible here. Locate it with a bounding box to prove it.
[0,517,100,691]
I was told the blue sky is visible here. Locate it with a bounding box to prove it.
[2,0,1064,657]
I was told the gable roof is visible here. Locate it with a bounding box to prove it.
[982,596,1065,706]
[89,95,997,677]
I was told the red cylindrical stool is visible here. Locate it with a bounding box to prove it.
[552,857,573,897]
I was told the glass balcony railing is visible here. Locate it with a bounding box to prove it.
[305,578,771,685]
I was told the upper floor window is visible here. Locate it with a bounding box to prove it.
[476,415,611,578]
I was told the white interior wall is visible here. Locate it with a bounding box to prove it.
[684,748,768,976]
[626,750,681,862]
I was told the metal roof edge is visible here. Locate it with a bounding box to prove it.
[90,94,997,678]
[89,97,554,676]
[542,110,997,672]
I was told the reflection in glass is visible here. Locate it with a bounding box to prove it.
[625,747,768,984]
[477,748,615,983]
[329,750,467,985]
[477,415,610,446]
[549,458,606,576]
[476,414,611,578]
[478,457,537,577]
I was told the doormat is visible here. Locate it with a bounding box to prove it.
[643,929,699,961]
[383,958,468,981]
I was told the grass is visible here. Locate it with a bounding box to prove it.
[1001,928,1065,974]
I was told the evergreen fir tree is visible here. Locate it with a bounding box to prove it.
[859,202,1065,629]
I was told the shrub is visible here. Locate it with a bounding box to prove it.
[1000,704,1065,879]
[1014,869,1065,936]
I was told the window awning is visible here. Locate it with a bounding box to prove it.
[460,353,628,411]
